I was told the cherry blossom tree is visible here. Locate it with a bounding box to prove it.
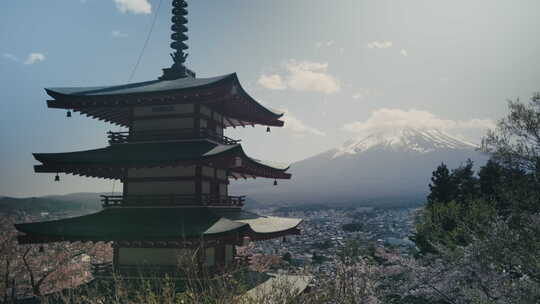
[0,214,112,301]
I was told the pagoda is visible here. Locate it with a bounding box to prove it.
[15,0,301,279]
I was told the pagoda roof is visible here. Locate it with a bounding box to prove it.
[15,208,302,244]
[33,139,290,180]
[47,75,232,97]
[214,210,302,234]
[45,73,284,127]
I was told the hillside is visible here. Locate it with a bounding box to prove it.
[0,193,106,214]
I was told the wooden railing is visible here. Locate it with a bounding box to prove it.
[101,194,245,208]
[92,262,250,279]
[92,263,181,277]
[107,128,240,145]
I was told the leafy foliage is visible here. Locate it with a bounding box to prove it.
[410,93,540,302]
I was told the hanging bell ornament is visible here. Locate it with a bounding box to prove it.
[54,174,60,182]
[273,179,278,186]
[282,236,287,243]
[266,126,271,133]
[66,111,72,118]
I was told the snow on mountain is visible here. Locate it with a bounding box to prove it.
[333,127,477,158]
[232,127,488,207]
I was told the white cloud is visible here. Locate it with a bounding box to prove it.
[24,53,45,65]
[367,41,393,49]
[343,108,495,135]
[285,61,340,94]
[316,40,344,53]
[400,49,408,56]
[3,53,19,62]
[258,74,286,90]
[352,88,384,101]
[111,30,128,38]
[259,60,340,94]
[316,40,335,48]
[281,109,325,136]
[114,0,151,14]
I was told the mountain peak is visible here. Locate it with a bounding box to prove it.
[333,127,477,158]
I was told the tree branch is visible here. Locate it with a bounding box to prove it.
[21,247,38,297]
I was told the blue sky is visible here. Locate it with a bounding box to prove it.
[2,0,540,197]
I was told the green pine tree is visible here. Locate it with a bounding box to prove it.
[451,159,479,205]
[478,159,502,201]
[427,163,455,206]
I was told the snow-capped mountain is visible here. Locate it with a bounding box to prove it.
[232,127,488,207]
[334,127,477,157]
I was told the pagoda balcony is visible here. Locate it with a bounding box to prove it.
[101,194,246,208]
[107,128,241,145]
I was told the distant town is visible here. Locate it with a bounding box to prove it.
[248,205,418,274]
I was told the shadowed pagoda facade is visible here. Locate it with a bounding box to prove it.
[15,0,301,278]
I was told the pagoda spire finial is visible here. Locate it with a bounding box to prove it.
[160,0,195,80]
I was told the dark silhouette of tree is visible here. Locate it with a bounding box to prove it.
[427,163,455,206]
[478,159,502,200]
[451,159,479,205]
[428,160,482,207]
